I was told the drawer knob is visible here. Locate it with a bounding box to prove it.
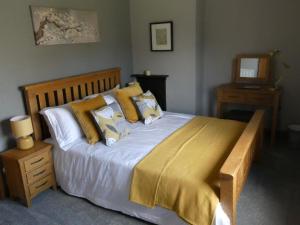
[31,157,44,165]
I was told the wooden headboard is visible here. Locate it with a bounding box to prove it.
[22,67,121,141]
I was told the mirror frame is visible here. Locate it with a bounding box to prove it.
[233,53,272,85]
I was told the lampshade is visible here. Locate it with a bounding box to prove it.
[10,115,33,138]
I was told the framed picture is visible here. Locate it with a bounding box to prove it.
[150,21,173,51]
[30,6,100,46]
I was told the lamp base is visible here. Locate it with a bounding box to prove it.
[17,136,34,150]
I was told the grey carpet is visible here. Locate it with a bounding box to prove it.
[0,139,299,225]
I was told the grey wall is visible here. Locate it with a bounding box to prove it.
[1,0,299,152]
[201,0,300,128]
[196,0,205,114]
[0,0,132,151]
[130,0,300,128]
[130,0,198,114]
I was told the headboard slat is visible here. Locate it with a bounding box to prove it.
[110,76,115,88]
[23,68,121,141]
[80,84,86,98]
[105,77,110,90]
[99,80,105,92]
[65,87,72,102]
[87,82,93,96]
[48,91,56,107]
[73,86,79,100]
[56,89,64,105]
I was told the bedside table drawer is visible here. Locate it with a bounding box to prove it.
[24,151,50,172]
[26,163,52,185]
[29,175,53,198]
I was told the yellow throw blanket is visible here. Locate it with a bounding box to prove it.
[130,116,246,225]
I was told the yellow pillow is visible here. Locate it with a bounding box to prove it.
[115,83,143,123]
[70,96,106,144]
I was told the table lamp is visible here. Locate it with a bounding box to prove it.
[10,115,34,150]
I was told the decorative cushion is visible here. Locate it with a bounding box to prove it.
[115,82,143,123]
[91,106,129,146]
[69,96,106,144]
[40,104,83,151]
[132,91,164,125]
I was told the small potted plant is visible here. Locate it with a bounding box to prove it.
[269,49,291,89]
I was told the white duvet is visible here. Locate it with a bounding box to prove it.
[49,112,230,225]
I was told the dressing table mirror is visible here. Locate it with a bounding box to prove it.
[233,54,272,87]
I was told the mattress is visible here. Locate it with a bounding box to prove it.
[48,112,230,225]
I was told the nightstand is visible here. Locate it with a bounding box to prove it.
[0,141,57,207]
[131,74,169,111]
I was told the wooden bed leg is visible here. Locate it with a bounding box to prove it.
[220,174,237,225]
[0,161,6,199]
[254,122,264,162]
[0,177,5,199]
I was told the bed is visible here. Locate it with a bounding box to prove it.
[22,68,264,225]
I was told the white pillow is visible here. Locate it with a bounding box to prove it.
[91,94,125,119]
[103,95,116,105]
[83,86,125,119]
[40,104,83,151]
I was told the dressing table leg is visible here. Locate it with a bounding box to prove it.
[271,96,280,145]
[216,102,223,118]
[0,173,5,199]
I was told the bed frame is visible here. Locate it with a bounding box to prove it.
[22,68,121,141]
[22,67,264,225]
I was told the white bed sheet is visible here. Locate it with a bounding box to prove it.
[49,112,230,225]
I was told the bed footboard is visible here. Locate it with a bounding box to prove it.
[220,110,264,225]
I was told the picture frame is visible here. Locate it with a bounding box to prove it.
[30,6,100,46]
[150,21,173,51]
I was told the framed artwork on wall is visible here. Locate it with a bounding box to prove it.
[30,6,100,46]
[150,21,173,51]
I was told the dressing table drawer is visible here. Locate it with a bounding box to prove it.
[246,93,273,106]
[221,91,245,103]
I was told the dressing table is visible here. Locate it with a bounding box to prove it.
[216,54,281,145]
